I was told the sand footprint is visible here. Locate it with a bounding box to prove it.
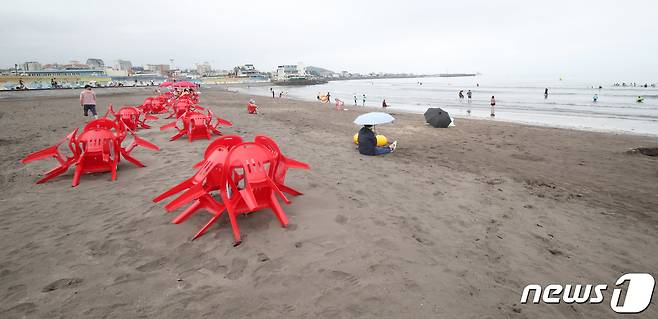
[225,258,248,280]
[42,278,83,292]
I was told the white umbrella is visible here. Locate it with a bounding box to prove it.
[354,112,395,125]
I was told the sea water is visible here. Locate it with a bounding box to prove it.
[233,76,658,136]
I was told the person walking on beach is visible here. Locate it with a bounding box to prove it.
[458,90,464,101]
[327,92,331,103]
[80,84,98,119]
[490,96,496,117]
[358,125,397,156]
[354,94,357,106]
[272,89,275,98]
[362,94,366,106]
[467,90,472,102]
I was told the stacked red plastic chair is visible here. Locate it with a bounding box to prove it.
[21,117,160,187]
[153,135,310,244]
[160,109,232,142]
[106,104,158,131]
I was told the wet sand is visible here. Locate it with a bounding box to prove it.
[1,87,657,318]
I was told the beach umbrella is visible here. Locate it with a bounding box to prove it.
[353,112,395,125]
[424,108,452,128]
[159,81,174,87]
[172,81,198,88]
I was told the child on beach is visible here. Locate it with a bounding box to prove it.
[490,96,496,117]
[80,85,98,119]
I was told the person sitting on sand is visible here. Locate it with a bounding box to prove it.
[80,84,98,119]
[358,125,397,156]
[247,99,258,114]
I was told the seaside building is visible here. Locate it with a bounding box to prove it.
[22,61,42,71]
[196,62,212,76]
[234,64,260,77]
[275,64,306,81]
[0,68,110,90]
[86,58,104,68]
[115,60,133,71]
[104,67,129,77]
[144,64,171,76]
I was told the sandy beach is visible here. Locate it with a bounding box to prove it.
[1,87,657,318]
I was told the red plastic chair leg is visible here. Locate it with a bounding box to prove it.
[192,213,222,241]
[172,200,202,224]
[36,166,68,184]
[269,192,289,227]
[153,177,193,203]
[120,150,146,167]
[220,192,242,245]
[277,183,303,196]
[72,163,84,187]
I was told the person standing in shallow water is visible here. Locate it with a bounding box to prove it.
[544,88,549,99]
[490,96,496,117]
[382,99,388,108]
[467,90,472,102]
[353,94,357,106]
[362,94,366,106]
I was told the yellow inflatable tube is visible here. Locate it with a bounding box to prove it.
[353,133,388,146]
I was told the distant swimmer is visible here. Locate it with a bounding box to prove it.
[490,96,496,117]
[637,96,644,103]
[362,94,366,106]
[544,88,549,99]
[467,90,472,102]
[593,94,598,102]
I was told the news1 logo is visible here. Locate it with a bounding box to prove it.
[520,273,655,314]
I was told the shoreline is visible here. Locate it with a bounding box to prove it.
[0,87,656,318]
[228,85,658,138]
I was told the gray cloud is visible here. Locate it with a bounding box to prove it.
[1,0,656,81]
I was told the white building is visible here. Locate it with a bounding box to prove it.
[86,58,104,69]
[22,61,42,71]
[196,62,212,76]
[115,60,132,71]
[275,64,306,81]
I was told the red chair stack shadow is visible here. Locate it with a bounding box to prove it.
[21,117,160,187]
[153,135,310,245]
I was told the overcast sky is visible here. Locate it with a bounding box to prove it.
[1,0,656,81]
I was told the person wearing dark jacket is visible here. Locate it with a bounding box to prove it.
[358,125,397,155]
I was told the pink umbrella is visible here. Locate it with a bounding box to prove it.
[159,81,174,87]
[172,81,198,88]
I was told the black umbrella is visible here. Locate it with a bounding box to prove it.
[424,108,452,128]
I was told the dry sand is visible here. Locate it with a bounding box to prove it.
[0,87,657,318]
